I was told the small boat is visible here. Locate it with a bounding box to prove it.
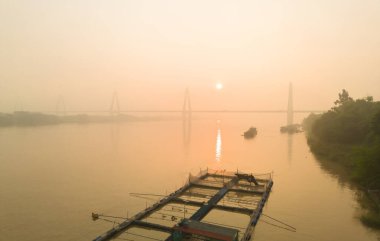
[280,124,302,134]
[243,127,257,138]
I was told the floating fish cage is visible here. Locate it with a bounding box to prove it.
[93,169,273,241]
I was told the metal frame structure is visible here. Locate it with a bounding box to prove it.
[93,169,273,241]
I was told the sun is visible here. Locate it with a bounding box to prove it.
[216,83,223,90]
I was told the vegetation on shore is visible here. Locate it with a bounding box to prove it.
[303,89,380,228]
[0,111,140,126]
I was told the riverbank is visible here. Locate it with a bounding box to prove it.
[303,90,380,228]
[0,111,181,127]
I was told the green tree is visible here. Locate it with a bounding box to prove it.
[372,110,380,135]
[334,89,353,106]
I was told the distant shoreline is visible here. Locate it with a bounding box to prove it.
[0,111,182,127]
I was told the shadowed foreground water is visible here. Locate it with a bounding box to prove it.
[0,113,379,241]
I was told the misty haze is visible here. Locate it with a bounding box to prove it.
[1,1,380,241]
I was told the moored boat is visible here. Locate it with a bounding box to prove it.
[92,169,274,241]
[280,124,303,134]
[243,127,257,138]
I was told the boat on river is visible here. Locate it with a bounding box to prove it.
[280,124,302,134]
[92,169,273,241]
[243,127,257,138]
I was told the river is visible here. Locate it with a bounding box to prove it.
[0,113,379,241]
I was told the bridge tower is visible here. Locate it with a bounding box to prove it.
[56,95,66,115]
[109,91,120,115]
[287,82,293,126]
[183,88,191,114]
[182,88,192,156]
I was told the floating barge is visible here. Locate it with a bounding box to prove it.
[93,169,273,241]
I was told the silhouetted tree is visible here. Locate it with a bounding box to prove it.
[304,90,380,227]
[334,89,353,106]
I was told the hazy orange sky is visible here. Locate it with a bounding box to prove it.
[1,0,379,112]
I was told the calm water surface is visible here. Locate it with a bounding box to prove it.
[0,113,379,241]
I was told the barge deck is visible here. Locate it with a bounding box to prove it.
[93,169,273,241]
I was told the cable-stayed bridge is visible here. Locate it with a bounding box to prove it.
[27,84,325,115]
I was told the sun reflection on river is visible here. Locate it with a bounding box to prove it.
[215,123,222,162]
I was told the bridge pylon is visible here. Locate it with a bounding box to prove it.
[109,91,120,115]
[287,82,293,126]
[56,95,66,115]
[182,88,192,156]
[183,88,191,114]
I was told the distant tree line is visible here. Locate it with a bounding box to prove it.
[303,89,380,227]
[0,111,140,126]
